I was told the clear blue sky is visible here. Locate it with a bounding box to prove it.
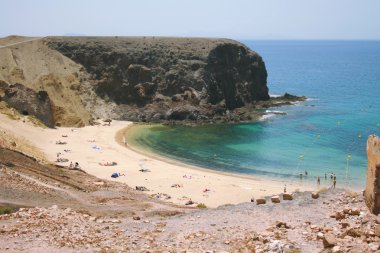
[1,0,379,40]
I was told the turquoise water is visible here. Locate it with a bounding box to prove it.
[129,41,380,188]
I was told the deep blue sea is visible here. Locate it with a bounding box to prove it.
[128,41,380,189]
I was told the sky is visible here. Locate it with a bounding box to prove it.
[1,0,380,40]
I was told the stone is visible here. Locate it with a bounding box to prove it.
[347,228,362,238]
[271,196,280,203]
[317,232,324,240]
[282,193,293,200]
[351,208,360,216]
[133,216,141,220]
[364,135,380,215]
[256,198,266,205]
[368,243,379,251]
[275,221,288,229]
[312,192,319,199]
[323,233,337,248]
[335,212,345,220]
[332,246,342,253]
[375,225,380,237]
[250,197,255,202]
[341,222,350,229]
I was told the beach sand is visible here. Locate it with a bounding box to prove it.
[0,115,323,207]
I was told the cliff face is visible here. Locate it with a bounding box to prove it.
[47,37,269,122]
[365,135,380,215]
[1,83,54,127]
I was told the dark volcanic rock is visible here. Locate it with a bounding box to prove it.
[46,37,270,122]
[1,83,54,127]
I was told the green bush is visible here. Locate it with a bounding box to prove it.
[196,203,207,209]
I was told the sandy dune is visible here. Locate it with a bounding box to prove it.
[0,115,323,207]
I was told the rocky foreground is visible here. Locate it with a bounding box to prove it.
[1,148,380,252]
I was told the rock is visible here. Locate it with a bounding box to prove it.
[47,37,270,124]
[332,245,342,253]
[343,208,351,214]
[111,219,121,223]
[275,221,288,229]
[375,225,380,237]
[133,216,141,220]
[347,228,362,238]
[282,193,293,200]
[2,83,55,127]
[351,208,360,216]
[335,212,345,220]
[323,233,337,248]
[271,195,280,203]
[250,197,255,202]
[364,135,380,215]
[341,222,350,229]
[368,243,379,251]
[317,232,324,239]
[312,192,319,199]
[256,198,266,205]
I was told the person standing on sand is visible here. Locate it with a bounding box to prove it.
[317,176,320,185]
[333,178,337,189]
[284,184,287,193]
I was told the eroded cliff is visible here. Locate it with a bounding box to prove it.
[47,36,269,122]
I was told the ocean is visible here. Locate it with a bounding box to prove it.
[127,41,380,189]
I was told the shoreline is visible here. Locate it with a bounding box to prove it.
[0,115,333,208]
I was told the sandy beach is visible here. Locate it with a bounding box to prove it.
[0,115,325,207]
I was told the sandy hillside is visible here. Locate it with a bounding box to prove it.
[0,36,95,126]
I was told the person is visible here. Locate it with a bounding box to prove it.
[299,173,303,180]
[333,178,337,189]
[74,162,80,169]
[305,170,308,176]
[284,184,287,193]
[325,173,327,180]
[69,162,73,169]
[317,176,320,185]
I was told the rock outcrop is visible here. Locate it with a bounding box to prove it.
[46,36,270,122]
[1,83,54,127]
[365,135,380,214]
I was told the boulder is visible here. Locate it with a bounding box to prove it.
[271,195,280,203]
[256,198,266,205]
[323,233,337,248]
[364,135,380,215]
[312,192,319,199]
[282,193,293,200]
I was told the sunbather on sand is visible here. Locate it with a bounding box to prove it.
[99,161,117,166]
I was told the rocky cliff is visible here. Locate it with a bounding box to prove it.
[46,37,269,122]
[1,83,54,127]
[365,135,380,215]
